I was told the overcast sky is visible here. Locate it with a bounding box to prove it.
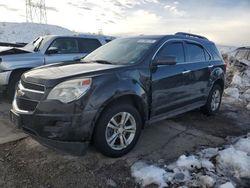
[0,0,249,46]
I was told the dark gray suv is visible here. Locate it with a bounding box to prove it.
[10,32,226,157]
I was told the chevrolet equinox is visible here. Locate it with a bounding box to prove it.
[10,32,225,157]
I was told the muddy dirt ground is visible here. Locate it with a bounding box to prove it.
[0,97,250,188]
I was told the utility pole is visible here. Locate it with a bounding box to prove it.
[26,0,47,24]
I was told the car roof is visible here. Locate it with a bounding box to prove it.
[40,34,115,40]
[124,32,214,44]
[236,47,250,50]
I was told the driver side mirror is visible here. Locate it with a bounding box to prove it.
[155,56,177,66]
[46,47,59,55]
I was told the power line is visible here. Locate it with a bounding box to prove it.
[26,0,47,24]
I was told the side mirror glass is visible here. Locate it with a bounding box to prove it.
[47,47,59,55]
[155,56,177,65]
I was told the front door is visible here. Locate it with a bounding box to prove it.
[44,38,84,64]
[151,41,193,117]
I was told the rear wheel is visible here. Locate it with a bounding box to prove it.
[202,84,222,115]
[93,103,142,157]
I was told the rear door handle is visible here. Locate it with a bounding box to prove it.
[182,70,191,74]
[208,65,214,68]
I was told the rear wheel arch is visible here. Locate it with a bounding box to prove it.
[213,78,224,91]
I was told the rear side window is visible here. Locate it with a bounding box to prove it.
[49,38,79,54]
[78,38,102,53]
[158,42,185,63]
[186,43,206,62]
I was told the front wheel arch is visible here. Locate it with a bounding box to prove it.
[90,94,148,142]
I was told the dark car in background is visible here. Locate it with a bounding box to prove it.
[10,32,226,157]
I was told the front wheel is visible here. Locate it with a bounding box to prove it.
[202,84,223,115]
[93,103,142,157]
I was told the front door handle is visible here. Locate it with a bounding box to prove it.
[182,70,191,74]
[208,65,214,68]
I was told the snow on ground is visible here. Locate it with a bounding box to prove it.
[223,50,250,111]
[0,22,75,43]
[131,134,250,187]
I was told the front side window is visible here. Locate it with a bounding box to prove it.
[186,43,206,62]
[157,42,185,63]
[78,38,102,53]
[49,38,79,54]
[24,36,50,52]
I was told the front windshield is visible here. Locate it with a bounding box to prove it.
[83,37,158,65]
[24,36,50,52]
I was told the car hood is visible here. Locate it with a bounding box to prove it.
[23,62,125,86]
[0,47,32,56]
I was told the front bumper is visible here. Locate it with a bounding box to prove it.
[10,99,97,155]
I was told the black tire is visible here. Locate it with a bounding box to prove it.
[7,71,24,100]
[202,84,223,116]
[93,103,142,157]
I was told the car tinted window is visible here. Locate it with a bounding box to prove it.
[248,51,250,61]
[158,42,185,63]
[186,43,206,62]
[49,38,78,54]
[78,38,102,53]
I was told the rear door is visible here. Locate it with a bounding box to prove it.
[44,37,83,64]
[151,41,193,117]
[183,41,211,103]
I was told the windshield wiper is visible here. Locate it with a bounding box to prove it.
[94,60,114,65]
[34,38,43,52]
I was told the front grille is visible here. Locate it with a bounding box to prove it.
[21,80,45,92]
[16,97,38,111]
[15,79,45,112]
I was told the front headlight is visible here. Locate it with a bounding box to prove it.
[47,78,92,103]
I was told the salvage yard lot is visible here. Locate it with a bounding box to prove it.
[0,96,250,187]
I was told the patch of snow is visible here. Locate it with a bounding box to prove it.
[131,161,167,187]
[198,148,219,158]
[224,88,239,99]
[234,137,250,154]
[131,134,250,187]
[231,74,242,86]
[0,22,74,43]
[175,155,201,170]
[246,103,250,110]
[217,147,250,179]
[199,175,215,188]
[219,182,235,188]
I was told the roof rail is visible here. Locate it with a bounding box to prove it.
[175,32,208,40]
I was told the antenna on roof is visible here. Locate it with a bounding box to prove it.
[26,0,47,24]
